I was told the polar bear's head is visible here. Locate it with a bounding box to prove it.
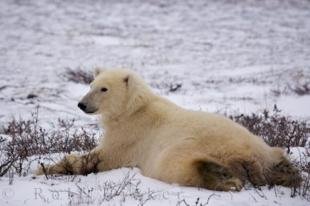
[78,68,153,119]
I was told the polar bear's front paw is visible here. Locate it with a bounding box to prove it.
[35,154,81,176]
[35,153,100,176]
[35,165,44,176]
[35,162,68,176]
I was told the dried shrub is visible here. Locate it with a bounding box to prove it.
[293,149,310,200]
[271,71,310,97]
[169,83,182,92]
[176,196,216,206]
[290,82,310,96]
[148,72,183,94]
[229,105,309,150]
[0,109,98,176]
[68,172,160,206]
[63,67,93,84]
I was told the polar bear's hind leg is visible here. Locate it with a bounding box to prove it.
[195,160,244,191]
[267,157,302,187]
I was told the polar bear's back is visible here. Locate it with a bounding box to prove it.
[151,99,265,149]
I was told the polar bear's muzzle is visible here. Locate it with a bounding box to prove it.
[78,90,100,114]
[77,102,98,114]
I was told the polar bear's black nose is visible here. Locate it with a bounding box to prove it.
[78,102,86,111]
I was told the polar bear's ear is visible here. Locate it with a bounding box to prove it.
[123,75,130,87]
[125,73,152,114]
[93,67,104,78]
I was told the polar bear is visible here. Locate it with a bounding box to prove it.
[37,68,301,191]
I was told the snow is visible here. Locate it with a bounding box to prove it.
[0,0,310,205]
[277,96,310,119]
[0,169,308,206]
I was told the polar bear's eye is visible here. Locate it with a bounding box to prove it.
[100,87,108,92]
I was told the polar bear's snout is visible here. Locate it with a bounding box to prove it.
[77,102,87,111]
[78,91,99,114]
[78,101,98,114]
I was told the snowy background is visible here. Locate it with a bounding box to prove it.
[0,0,309,205]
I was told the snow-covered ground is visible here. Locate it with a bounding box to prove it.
[1,168,308,206]
[0,0,310,205]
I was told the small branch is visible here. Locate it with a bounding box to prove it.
[40,163,49,180]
